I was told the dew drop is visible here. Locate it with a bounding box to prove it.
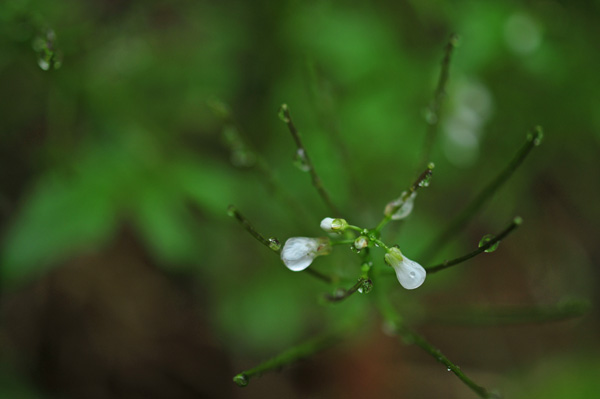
[293,149,310,172]
[233,374,249,387]
[409,271,416,278]
[478,234,500,253]
[357,279,373,294]
[227,205,237,217]
[447,367,452,372]
[424,108,438,125]
[419,175,431,187]
[268,237,281,251]
[278,104,290,123]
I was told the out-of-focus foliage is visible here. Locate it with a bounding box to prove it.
[1,0,599,398]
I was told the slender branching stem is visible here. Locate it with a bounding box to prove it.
[228,205,276,251]
[394,324,498,399]
[233,333,339,387]
[209,100,315,231]
[425,299,590,326]
[426,216,522,274]
[421,127,543,263]
[228,205,333,284]
[374,288,496,399]
[375,163,435,233]
[419,33,459,171]
[381,216,521,278]
[279,104,342,216]
[324,278,369,302]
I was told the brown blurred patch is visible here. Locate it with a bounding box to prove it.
[2,227,233,399]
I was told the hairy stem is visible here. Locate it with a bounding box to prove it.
[279,104,342,216]
[419,33,459,170]
[421,127,543,263]
[233,333,339,387]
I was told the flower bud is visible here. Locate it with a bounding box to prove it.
[384,247,426,289]
[384,191,417,220]
[320,217,348,233]
[281,237,331,271]
[354,236,369,250]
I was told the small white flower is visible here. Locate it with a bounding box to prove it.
[281,237,331,271]
[384,247,426,289]
[384,191,417,220]
[320,217,348,232]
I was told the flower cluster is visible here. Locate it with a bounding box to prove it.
[280,217,426,290]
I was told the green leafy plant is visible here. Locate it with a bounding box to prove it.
[225,36,587,398]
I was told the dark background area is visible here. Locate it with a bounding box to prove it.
[1,0,599,398]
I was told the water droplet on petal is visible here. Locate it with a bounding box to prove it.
[233,374,249,387]
[409,271,416,278]
[478,234,500,253]
[293,149,310,172]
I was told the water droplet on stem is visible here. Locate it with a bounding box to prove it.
[478,234,500,252]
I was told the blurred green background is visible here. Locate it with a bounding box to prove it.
[1,0,599,398]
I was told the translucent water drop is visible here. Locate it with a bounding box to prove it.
[478,234,500,253]
[527,127,544,146]
[38,56,50,71]
[350,245,361,254]
[409,271,416,278]
[424,108,438,124]
[449,33,461,47]
[293,149,310,172]
[268,237,281,251]
[227,205,237,217]
[278,104,290,123]
[357,279,373,294]
[419,174,431,187]
[233,374,249,387]
[513,216,523,225]
[447,367,452,372]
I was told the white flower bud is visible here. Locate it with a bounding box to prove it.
[384,191,417,220]
[384,247,426,289]
[354,236,368,250]
[320,217,348,232]
[280,237,331,271]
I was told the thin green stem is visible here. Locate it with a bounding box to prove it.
[372,273,495,398]
[209,100,315,231]
[330,239,356,246]
[419,33,459,171]
[233,333,339,387]
[375,163,434,233]
[426,217,522,274]
[228,205,333,284]
[324,278,369,303]
[425,299,590,326]
[394,324,497,399]
[228,205,277,251]
[381,216,522,278]
[279,104,342,216]
[420,126,543,263]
